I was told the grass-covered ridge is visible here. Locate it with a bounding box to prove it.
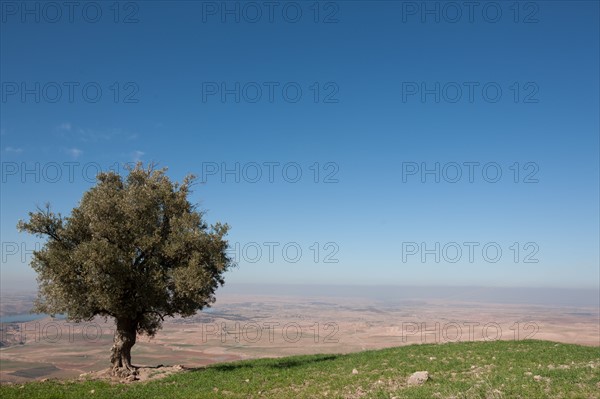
[1,340,599,398]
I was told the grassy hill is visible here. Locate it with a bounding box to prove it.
[1,340,599,398]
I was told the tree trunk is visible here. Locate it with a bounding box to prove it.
[110,318,138,377]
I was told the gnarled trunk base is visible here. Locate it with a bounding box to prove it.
[110,319,138,378]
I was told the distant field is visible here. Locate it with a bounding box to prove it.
[1,293,598,384]
[1,340,599,398]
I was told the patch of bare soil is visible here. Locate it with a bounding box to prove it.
[79,364,187,383]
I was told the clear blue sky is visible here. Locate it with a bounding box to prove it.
[1,1,598,291]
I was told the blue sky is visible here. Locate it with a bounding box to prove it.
[1,1,598,291]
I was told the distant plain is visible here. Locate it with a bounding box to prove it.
[1,285,598,383]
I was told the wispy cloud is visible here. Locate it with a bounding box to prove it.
[57,122,72,131]
[65,148,83,159]
[74,127,112,142]
[5,147,23,154]
[56,123,138,142]
[132,150,145,162]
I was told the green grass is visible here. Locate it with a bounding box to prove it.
[1,340,599,398]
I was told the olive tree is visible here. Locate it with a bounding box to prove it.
[17,163,234,377]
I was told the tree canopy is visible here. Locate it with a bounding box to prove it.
[17,163,234,377]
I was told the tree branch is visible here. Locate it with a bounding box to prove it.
[143,310,165,321]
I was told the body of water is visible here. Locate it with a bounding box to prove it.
[0,314,65,323]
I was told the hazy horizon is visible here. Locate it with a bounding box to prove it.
[2,283,598,309]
